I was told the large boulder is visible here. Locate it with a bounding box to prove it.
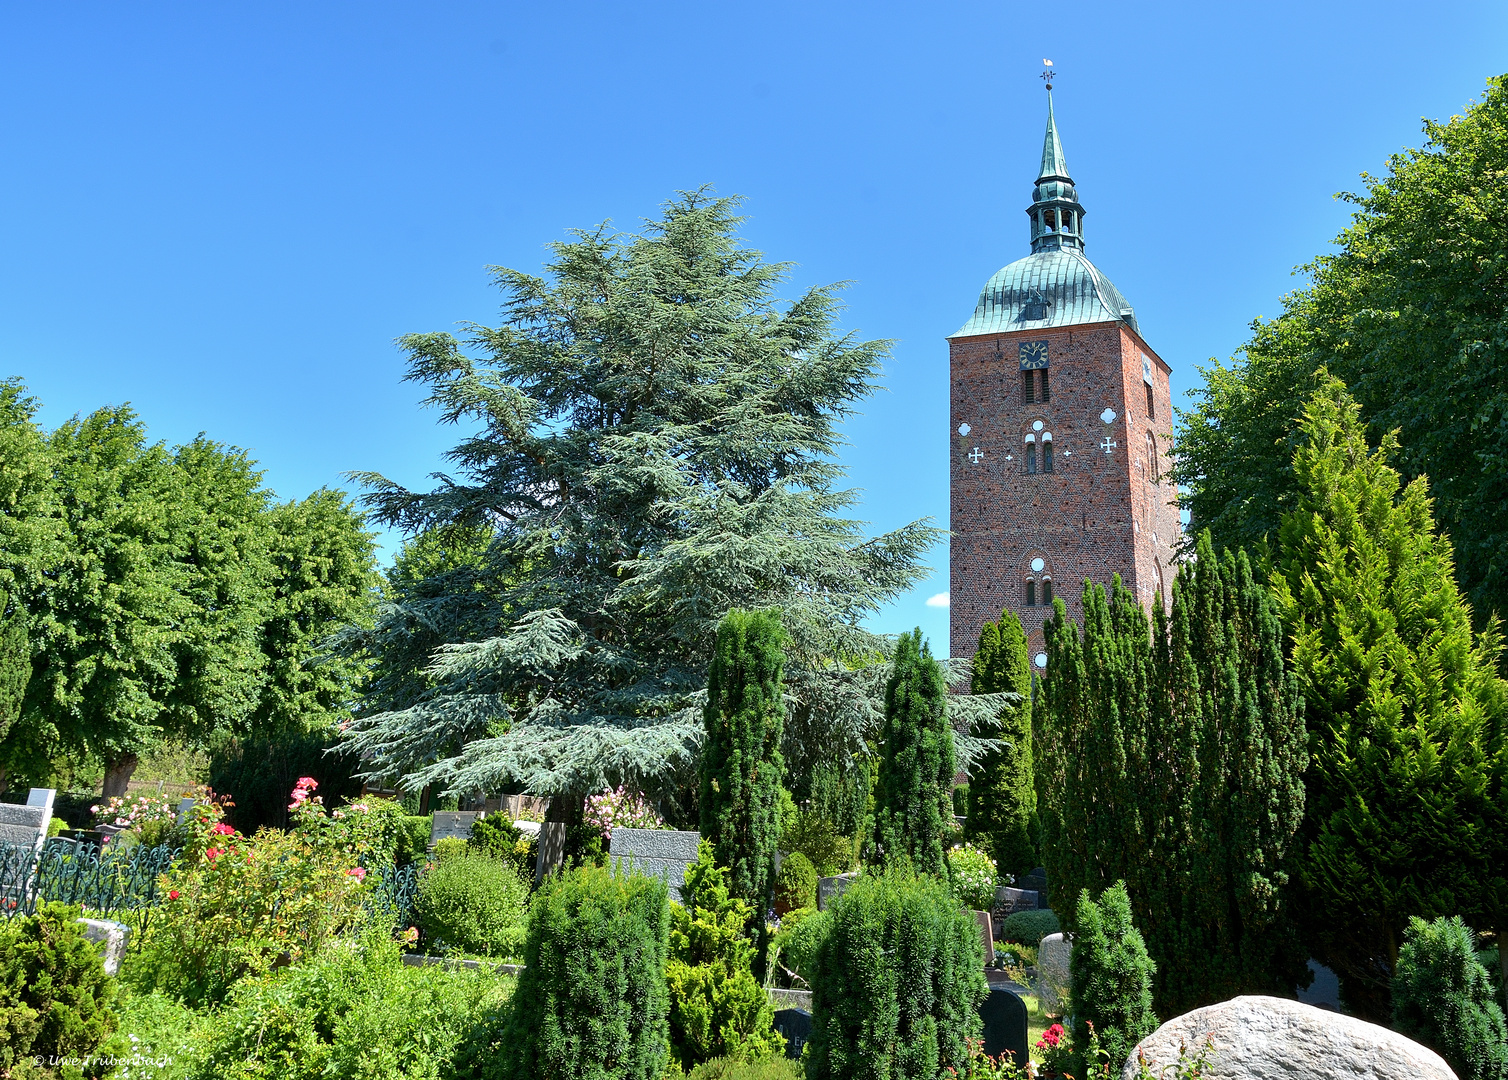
[1122,995,1456,1080]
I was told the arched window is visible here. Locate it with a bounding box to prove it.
[1042,208,1057,233]
[1146,382,1155,420]
[1026,442,1037,474]
[1024,580,1036,606]
[1146,431,1161,483]
[1042,578,1053,605]
[1042,432,1054,473]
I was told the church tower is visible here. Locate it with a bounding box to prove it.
[949,85,1180,670]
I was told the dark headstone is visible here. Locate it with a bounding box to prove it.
[817,872,858,911]
[978,986,1029,1068]
[772,1008,813,1060]
[1015,867,1048,905]
[992,886,1039,919]
[610,827,700,900]
[535,821,567,883]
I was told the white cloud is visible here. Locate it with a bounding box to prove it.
[925,592,950,608]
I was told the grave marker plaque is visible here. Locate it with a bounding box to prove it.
[536,822,567,883]
[772,1008,812,1060]
[973,909,995,966]
[430,811,483,848]
[817,872,857,911]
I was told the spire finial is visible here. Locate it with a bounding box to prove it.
[1040,58,1055,91]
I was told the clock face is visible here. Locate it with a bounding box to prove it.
[1019,340,1050,370]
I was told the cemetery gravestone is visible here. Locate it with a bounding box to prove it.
[993,886,1039,917]
[430,811,484,849]
[0,788,54,854]
[536,822,567,883]
[817,872,858,911]
[772,1008,813,1060]
[1016,867,1048,901]
[979,987,1029,1068]
[610,827,700,900]
[973,909,996,966]
[1038,932,1072,1016]
[77,919,131,977]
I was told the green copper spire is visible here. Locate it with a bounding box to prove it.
[1038,90,1070,181]
[1027,89,1085,254]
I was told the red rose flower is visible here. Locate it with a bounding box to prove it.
[169,890,180,900]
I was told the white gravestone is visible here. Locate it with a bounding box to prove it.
[429,811,484,849]
[1037,932,1072,1016]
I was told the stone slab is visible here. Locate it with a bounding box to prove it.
[610,828,699,900]
[772,1008,813,1060]
[980,986,1029,1069]
[513,819,541,837]
[175,797,196,824]
[817,872,858,911]
[0,804,47,829]
[430,811,483,847]
[78,919,131,977]
[993,886,1039,917]
[1123,995,1456,1080]
[25,788,55,813]
[1037,932,1072,1016]
[767,988,812,1011]
[973,909,996,965]
[0,823,41,847]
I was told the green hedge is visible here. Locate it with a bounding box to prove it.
[493,864,671,1080]
[0,902,118,1074]
[998,909,1059,946]
[806,869,985,1080]
[414,853,531,959]
[774,851,817,912]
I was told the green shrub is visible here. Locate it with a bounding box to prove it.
[666,843,783,1071]
[190,930,513,1080]
[414,853,531,959]
[998,909,1059,947]
[433,836,469,862]
[686,1058,804,1080]
[1393,916,1508,1080]
[1068,881,1157,1075]
[947,844,997,912]
[806,868,985,1080]
[469,814,538,876]
[769,907,828,988]
[112,990,205,1080]
[781,811,855,877]
[395,814,432,866]
[774,851,817,913]
[0,902,118,1075]
[494,864,671,1080]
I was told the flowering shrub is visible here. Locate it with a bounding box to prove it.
[93,792,178,831]
[128,782,386,1006]
[584,786,665,839]
[1036,1022,1073,1075]
[943,1036,1030,1079]
[948,844,999,912]
[93,784,234,853]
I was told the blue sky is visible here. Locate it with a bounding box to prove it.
[2,2,1504,654]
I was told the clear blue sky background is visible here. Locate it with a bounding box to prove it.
[2,2,1504,654]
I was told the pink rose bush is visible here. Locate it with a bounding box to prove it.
[583,785,665,840]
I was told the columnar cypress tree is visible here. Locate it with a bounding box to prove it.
[871,630,954,876]
[700,608,787,908]
[1039,536,1309,1017]
[1068,881,1157,1073]
[1274,375,1508,1021]
[965,610,1036,877]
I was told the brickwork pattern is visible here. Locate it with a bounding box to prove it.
[949,321,1180,663]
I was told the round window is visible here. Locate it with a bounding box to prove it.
[1034,653,1048,669]
[1030,557,1045,573]
[1032,420,1044,432]
[958,422,971,436]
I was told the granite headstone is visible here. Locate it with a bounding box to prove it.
[817,872,858,911]
[979,986,1029,1068]
[536,822,567,882]
[973,909,995,966]
[610,827,700,901]
[772,1008,813,1060]
[430,811,484,848]
[1037,932,1072,1016]
[992,886,1039,918]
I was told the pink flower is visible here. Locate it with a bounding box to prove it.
[168,890,180,900]
[211,823,235,836]
[295,777,318,791]
[206,847,225,860]
[346,867,368,881]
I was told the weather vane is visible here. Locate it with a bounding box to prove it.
[1040,59,1055,91]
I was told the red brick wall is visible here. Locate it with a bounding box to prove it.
[949,321,1180,665]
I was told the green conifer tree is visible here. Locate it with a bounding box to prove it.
[965,609,1036,877]
[871,630,954,876]
[1274,375,1508,1021]
[700,609,787,908]
[1039,538,1309,1018]
[1068,881,1157,1074]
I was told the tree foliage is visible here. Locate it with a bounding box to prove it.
[700,609,786,909]
[1039,532,1309,1017]
[805,868,986,1080]
[1392,915,1508,1080]
[1174,76,1508,625]
[338,191,940,810]
[870,630,954,876]
[1273,376,1508,1020]
[1067,882,1157,1074]
[965,608,1035,877]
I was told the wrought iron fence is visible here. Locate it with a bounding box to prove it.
[0,837,179,921]
[371,860,422,927]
